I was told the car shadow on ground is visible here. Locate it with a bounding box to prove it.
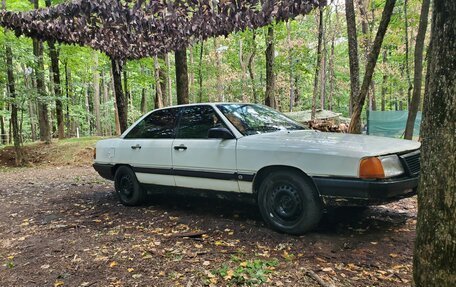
[66,186,415,239]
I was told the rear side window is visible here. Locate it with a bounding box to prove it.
[176,106,226,139]
[125,108,178,139]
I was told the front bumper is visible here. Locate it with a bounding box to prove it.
[313,176,418,206]
[93,163,114,180]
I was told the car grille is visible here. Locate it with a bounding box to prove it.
[399,150,420,176]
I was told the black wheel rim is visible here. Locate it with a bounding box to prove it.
[119,174,134,201]
[267,183,303,225]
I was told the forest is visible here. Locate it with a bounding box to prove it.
[0,0,428,153]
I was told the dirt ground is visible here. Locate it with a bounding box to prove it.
[0,164,417,287]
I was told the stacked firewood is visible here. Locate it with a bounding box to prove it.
[308,120,349,133]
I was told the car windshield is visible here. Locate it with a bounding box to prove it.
[216,104,307,136]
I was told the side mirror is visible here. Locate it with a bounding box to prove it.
[208,127,235,139]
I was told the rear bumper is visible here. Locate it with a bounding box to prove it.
[313,176,418,206]
[93,163,114,180]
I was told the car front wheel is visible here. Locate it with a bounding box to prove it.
[114,166,145,206]
[258,170,322,235]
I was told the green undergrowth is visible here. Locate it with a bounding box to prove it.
[208,255,279,286]
[0,136,111,168]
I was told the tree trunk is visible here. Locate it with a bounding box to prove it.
[345,0,360,118]
[294,75,300,106]
[154,55,164,109]
[32,0,51,143]
[320,8,329,111]
[247,32,257,104]
[328,4,339,111]
[0,69,4,145]
[239,39,247,102]
[357,0,370,59]
[84,85,90,135]
[92,53,101,135]
[153,54,167,108]
[111,57,128,133]
[404,0,430,139]
[349,0,397,134]
[328,33,335,111]
[358,0,376,114]
[64,61,71,137]
[48,40,64,139]
[4,33,23,164]
[175,49,189,105]
[33,39,51,143]
[198,42,204,103]
[370,81,377,111]
[189,47,194,100]
[413,1,456,285]
[214,38,224,102]
[286,21,294,112]
[140,87,147,114]
[381,50,388,111]
[20,63,36,141]
[109,69,121,136]
[123,69,130,101]
[0,113,4,145]
[0,96,5,145]
[165,53,173,106]
[404,0,413,107]
[264,26,276,109]
[45,0,64,140]
[312,9,323,119]
[7,107,11,144]
[320,26,327,111]
[101,71,112,136]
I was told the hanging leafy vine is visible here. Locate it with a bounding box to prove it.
[0,0,324,59]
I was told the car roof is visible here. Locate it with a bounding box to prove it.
[150,102,259,112]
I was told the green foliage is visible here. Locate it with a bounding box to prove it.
[0,0,429,143]
[210,256,279,286]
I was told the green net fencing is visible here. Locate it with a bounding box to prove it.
[367,111,422,139]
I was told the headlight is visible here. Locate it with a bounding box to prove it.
[378,155,404,178]
[359,155,404,179]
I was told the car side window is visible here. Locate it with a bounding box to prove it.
[176,106,227,139]
[125,108,178,139]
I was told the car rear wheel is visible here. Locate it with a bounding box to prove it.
[258,170,322,235]
[114,166,145,206]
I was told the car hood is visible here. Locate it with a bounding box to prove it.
[238,130,420,157]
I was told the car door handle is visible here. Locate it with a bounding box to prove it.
[131,144,142,150]
[174,144,187,151]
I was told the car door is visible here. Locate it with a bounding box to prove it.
[118,108,179,187]
[172,105,239,192]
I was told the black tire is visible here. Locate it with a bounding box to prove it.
[114,166,145,206]
[258,170,322,235]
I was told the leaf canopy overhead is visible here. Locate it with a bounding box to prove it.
[0,0,324,59]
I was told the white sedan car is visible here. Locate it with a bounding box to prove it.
[94,103,420,234]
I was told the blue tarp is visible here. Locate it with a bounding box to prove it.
[367,111,422,139]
